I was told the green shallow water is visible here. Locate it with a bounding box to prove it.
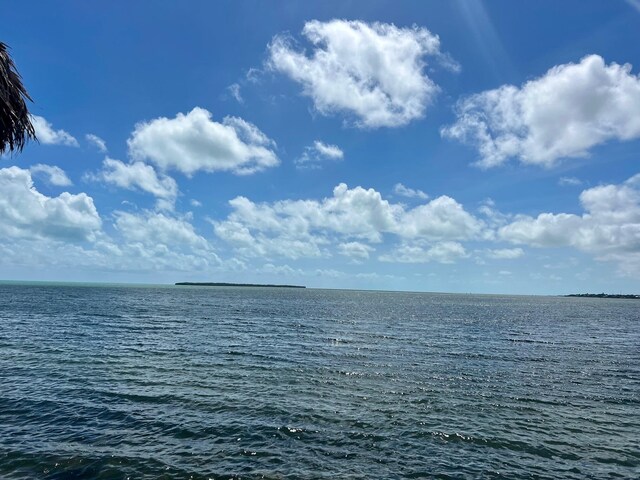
[0,284,638,478]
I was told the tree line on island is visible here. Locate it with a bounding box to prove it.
[175,282,306,289]
[565,293,640,299]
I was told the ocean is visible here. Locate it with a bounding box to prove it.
[0,283,638,479]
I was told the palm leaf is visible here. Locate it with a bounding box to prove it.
[0,42,36,154]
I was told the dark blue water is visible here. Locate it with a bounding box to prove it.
[0,284,638,479]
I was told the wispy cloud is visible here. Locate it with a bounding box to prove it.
[31,116,78,147]
[86,134,107,153]
[227,83,243,103]
[454,0,514,81]
[626,0,640,13]
[89,158,178,210]
[295,141,344,169]
[393,183,428,200]
[558,176,583,187]
[29,164,73,186]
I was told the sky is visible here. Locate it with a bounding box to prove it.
[2,0,640,294]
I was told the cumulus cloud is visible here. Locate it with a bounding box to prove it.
[393,182,428,200]
[0,166,100,241]
[0,209,220,275]
[29,164,72,186]
[86,134,107,152]
[442,55,640,168]
[499,173,640,275]
[214,214,327,260]
[268,19,455,128]
[93,158,178,209]
[399,195,485,240]
[214,183,483,261]
[380,241,468,264]
[128,107,279,175]
[0,235,217,275]
[295,140,344,168]
[31,116,79,146]
[114,211,210,250]
[106,211,220,272]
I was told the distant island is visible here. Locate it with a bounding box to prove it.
[565,293,640,299]
[175,282,306,289]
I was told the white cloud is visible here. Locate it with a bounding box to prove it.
[499,173,640,275]
[258,263,305,276]
[190,199,202,207]
[0,233,220,275]
[114,211,210,250]
[442,55,640,168]
[399,195,485,240]
[558,176,583,187]
[313,141,343,159]
[86,134,107,153]
[393,182,428,200]
[0,166,101,241]
[477,198,510,229]
[380,241,468,264]
[246,67,262,83]
[501,213,583,248]
[94,158,178,209]
[127,107,279,176]
[214,215,327,260]
[217,183,398,247]
[295,140,344,168]
[256,263,347,280]
[214,183,483,261]
[486,247,524,259]
[268,19,454,128]
[0,208,220,275]
[338,241,374,259]
[227,83,243,103]
[32,116,79,146]
[29,164,72,187]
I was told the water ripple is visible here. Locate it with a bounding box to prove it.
[0,285,638,478]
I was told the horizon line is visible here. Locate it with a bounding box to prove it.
[0,278,626,297]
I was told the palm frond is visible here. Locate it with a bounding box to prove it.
[0,42,36,154]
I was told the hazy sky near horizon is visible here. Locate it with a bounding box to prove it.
[2,0,640,294]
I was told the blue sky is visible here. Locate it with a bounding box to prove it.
[2,0,640,294]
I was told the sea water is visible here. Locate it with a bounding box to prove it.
[0,283,638,478]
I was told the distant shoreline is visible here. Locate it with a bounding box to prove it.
[565,293,640,299]
[175,282,306,289]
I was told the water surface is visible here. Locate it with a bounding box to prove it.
[0,284,638,478]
